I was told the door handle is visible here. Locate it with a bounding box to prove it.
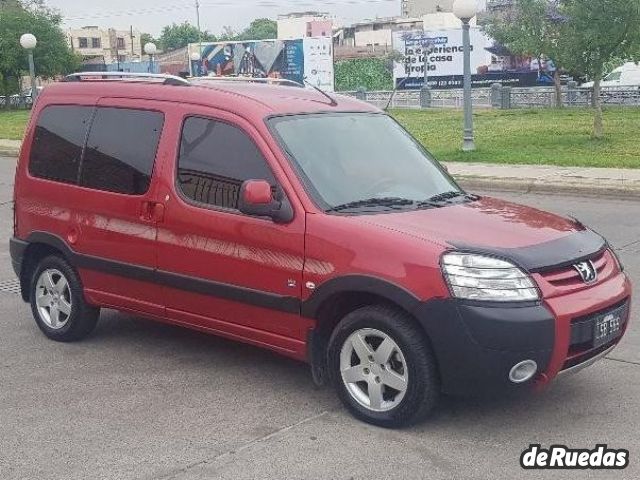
[140,201,165,223]
[151,202,165,223]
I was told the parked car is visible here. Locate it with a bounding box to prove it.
[582,62,640,89]
[11,73,632,427]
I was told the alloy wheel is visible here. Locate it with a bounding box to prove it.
[339,328,408,412]
[35,268,72,330]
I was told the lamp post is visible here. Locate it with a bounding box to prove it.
[190,52,201,77]
[453,0,478,152]
[144,42,157,73]
[20,33,38,103]
[420,39,434,108]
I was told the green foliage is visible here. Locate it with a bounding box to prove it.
[557,0,640,79]
[0,1,79,96]
[218,19,277,42]
[4,107,640,168]
[483,0,558,60]
[140,33,156,49]
[335,58,393,91]
[484,0,640,137]
[158,22,216,51]
[391,107,640,168]
[0,110,30,140]
[234,19,277,41]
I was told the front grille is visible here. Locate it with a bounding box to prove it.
[541,250,608,288]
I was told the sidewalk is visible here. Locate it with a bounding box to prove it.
[1,138,639,198]
[445,162,640,199]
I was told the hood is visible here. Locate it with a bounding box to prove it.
[356,196,606,271]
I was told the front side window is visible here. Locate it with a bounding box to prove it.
[78,37,88,48]
[269,113,460,212]
[91,37,101,48]
[29,105,94,185]
[81,108,164,195]
[178,117,275,210]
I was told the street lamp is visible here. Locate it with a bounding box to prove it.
[20,33,38,102]
[420,38,434,108]
[453,0,478,151]
[144,42,157,73]
[190,52,201,77]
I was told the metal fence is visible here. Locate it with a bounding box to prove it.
[0,94,33,110]
[340,86,640,109]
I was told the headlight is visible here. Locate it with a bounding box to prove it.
[441,252,539,302]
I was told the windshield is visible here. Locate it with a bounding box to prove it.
[604,71,622,82]
[269,113,462,212]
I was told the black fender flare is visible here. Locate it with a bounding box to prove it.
[301,274,422,319]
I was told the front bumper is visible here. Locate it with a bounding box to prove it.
[412,272,632,396]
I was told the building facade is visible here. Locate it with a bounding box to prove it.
[401,0,455,17]
[353,17,424,47]
[277,12,333,40]
[67,26,143,65]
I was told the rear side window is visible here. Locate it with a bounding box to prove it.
[81,108,164,195]
[29,106,93,184]
[177,117,275,210]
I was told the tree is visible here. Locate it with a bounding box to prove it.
[483,0,566,107]
[0,1,80,101]
[218,19,277,42]
[140,33,156,49]
[556,0,640,138]
[158,22,215,51]
[235,18,277,41]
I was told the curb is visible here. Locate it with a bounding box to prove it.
[0,142,20,157]
[456,176,640,200]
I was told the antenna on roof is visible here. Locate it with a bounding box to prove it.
[303,78,338,107]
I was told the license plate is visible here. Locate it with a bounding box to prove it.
[593,308,624,348]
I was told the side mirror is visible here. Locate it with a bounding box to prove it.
[238,179,294,224]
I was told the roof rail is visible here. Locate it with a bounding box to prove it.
[63,72,190,86]
[190,76,304,88]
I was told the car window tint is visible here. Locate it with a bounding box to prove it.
[80,107,164,195]
[177,117,275,210]
[29,105,93,185]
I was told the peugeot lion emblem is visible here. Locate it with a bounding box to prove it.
[573,260,597,284]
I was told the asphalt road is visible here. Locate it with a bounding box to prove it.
[0,156,638,480]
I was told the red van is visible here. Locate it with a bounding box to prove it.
[10,73,632,427]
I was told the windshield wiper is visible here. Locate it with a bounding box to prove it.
[326,197,415,213]
[418,191,478,207]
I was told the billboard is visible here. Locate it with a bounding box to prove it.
[393,29,548,89]
[188,37,334,91]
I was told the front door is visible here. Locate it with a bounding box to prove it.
[155,106,308,357]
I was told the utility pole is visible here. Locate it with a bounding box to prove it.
[195,0,202,75]
[130,25,135,58]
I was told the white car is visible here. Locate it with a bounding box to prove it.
[582,62,640,89]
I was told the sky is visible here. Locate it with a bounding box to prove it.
[46,0,404,36]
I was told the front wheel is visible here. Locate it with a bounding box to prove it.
[328,305,440,428]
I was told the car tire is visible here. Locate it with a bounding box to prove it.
[328,305,440,428]
[29,255,100,342]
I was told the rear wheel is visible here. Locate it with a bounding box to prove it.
[30,255,100,342]
[328,305,440,428]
